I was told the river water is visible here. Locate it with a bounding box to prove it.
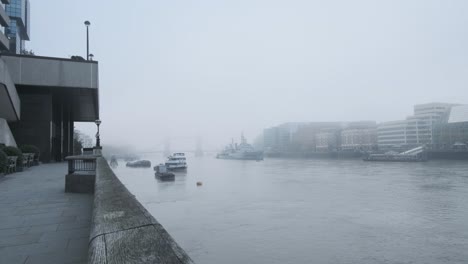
[113,154,468,264]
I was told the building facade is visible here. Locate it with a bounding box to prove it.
[315,129,340,152]
[0,0,100,162]
[433,105,468,150]
[5,0,30,53]
[377,103,455,150]
[341,123,377,151]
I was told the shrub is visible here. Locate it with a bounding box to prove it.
[20,145,40,160]
[2,146,23,167]
[0,149,7,173]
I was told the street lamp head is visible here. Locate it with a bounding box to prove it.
[95,119,101,126]
[84,20,91,26]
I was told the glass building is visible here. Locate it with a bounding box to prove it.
[5,0,30,53]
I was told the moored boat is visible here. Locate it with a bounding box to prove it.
[363,146,428,162]
[165,153,188,171]
[154,164,175,181]
[126,160,152,168]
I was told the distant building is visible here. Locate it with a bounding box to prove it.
[341,121,377,151]
[263,126,280,151]
[291,122,342,152]
[5,0,30,53]
[377,102,456,149]
[264,122,343,152]
[433,105,468,150]
[263,123,301,152]
[315,129,341,152]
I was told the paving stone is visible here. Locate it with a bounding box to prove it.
[0,254,28,264]
[57,220,91,231]
[39,227,90,242]
[25,248,88,264]
[0,240,68,256]
[67,237,89,250]
[26,224,59,234]
[0,233,42,247]
[24,215,77,226]
[0,227,29,237]
[0,163,92,264]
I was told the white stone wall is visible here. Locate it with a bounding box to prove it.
[0,118,17,147]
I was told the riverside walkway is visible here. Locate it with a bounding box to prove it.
[0,163,92,264]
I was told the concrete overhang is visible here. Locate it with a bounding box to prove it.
[0,5,10,27]
[1,54,99,122]
[0,32,9,52]
[0,58,20,121]
[1,0,10,4]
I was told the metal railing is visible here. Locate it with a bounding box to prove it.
[65,155,99,174]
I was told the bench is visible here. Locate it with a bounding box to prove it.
[25,153,35,167]
[21,153,34,168]
[6,156,17,174]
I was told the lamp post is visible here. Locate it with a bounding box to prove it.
[95,119,101,148]
[84,20,91,60]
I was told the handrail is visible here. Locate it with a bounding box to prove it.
[66,155,99,174]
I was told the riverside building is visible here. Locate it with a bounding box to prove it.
[341,121,377,151]
[377,103,457,150]
[433,105,468,150]
[0,0,100,162]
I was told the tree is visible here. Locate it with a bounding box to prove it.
[73,130,93,154]
[20,49,35,55]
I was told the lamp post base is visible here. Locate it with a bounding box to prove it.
[93,146,103,156]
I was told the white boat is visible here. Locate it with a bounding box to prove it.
[165,153,188,171]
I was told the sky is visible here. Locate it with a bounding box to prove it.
[31,0,468,151]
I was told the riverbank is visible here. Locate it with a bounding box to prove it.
[265,150,468,160]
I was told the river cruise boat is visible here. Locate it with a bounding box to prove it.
[216,135,263,160]
[165,153,188,171]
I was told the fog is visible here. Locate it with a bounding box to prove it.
[32,0,468,151]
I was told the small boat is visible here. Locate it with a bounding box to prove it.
[154,164,175,181]
[165,153,188,171]
[126,160,152,168]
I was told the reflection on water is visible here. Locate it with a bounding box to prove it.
[113,154,468,264]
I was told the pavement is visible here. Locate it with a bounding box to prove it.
[0,163,93,264]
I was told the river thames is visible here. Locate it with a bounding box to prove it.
[113,154,468,264]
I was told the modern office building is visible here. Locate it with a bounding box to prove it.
[0,0,11,51]
[433,105,468,150]
[5,0,30,53]
[2,54,99,161]
[0,0,100,162]
[377,103,456,149]
[0,1,18,147]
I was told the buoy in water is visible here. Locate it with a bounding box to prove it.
[196,181,203,186]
